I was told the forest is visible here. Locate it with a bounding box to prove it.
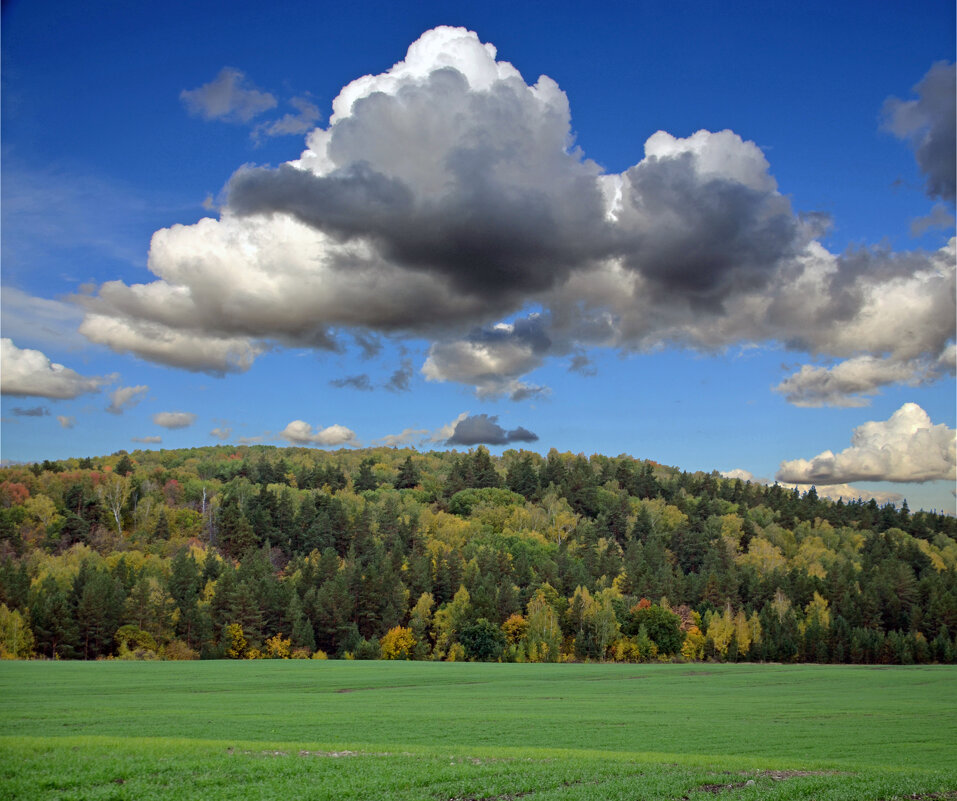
[0,445,955,664]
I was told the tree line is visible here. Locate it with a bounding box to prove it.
[0,445,954,664]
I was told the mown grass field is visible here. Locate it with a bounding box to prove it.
[1,661,955,800]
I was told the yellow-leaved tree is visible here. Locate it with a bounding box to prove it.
[705,605,735,657]
[681,625,705,661]
[0,603,34,659]
[224,623,247,659]
[732,610,750,656]
[264,632,291,659]
[380,626,416,660]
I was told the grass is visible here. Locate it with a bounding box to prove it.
[1,661,955,800]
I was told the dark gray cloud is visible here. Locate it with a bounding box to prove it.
[466,315,552,354]
[385,359,413,392]
[445,413,538,446]
[619,147,802,310]
[227,75,611,305]
[12,405,49,417]
[509,385,549,402]
[883,61,956,204]
[352,331,382,359]
[568,353,597,376]
[330,373,373,391]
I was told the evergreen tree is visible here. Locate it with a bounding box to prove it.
[507,453,539,499]
[354,458,378,492]
[153,510,170,540]
[395,455,420,490]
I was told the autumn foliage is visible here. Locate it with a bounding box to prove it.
[0,444,953,665]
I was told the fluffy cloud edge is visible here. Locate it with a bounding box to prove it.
[776,402,956,485]
[152,411,197,429]
[279,420,358,447]
[0,338,114,399]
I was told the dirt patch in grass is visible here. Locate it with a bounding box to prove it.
[893,793,957,800]
[757,770,846,780]
[683,770,848,797]
[228,747,399,758]
[693,780,754,794]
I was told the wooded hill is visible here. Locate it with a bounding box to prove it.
[1,445,955,664]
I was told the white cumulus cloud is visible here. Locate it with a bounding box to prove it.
[776,402,956,484]
[70,31,954,408]
[0,338,113,399]
[152,411,197,429]
[280,420,358,447]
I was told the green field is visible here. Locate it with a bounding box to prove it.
[1,662,955,800]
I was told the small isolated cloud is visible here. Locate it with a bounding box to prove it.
[107,384,148,415]
[445,413,539,446]
[254,96,321,140]
[509,384,550,402]
[330,374,373,391]
[378,427,430,447]
[12,406,49,417]
[210,427,233,441]
[132,436,162,444]
[883,61,956,203]
[385,359,413,392]
[777,402,956,485]
[774,356,922,407]
[911,203,955,237]
[280,420,358,446]
[720,468,761,482]
[152,411,197,429]
[568,353,597,376]
[0,338,113,399]
[180,67,277,123]
[57,415,75,429]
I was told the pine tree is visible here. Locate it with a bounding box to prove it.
[354,458,378,492]
[395,456,420,490]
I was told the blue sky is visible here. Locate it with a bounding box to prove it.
[2,0,954,512]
